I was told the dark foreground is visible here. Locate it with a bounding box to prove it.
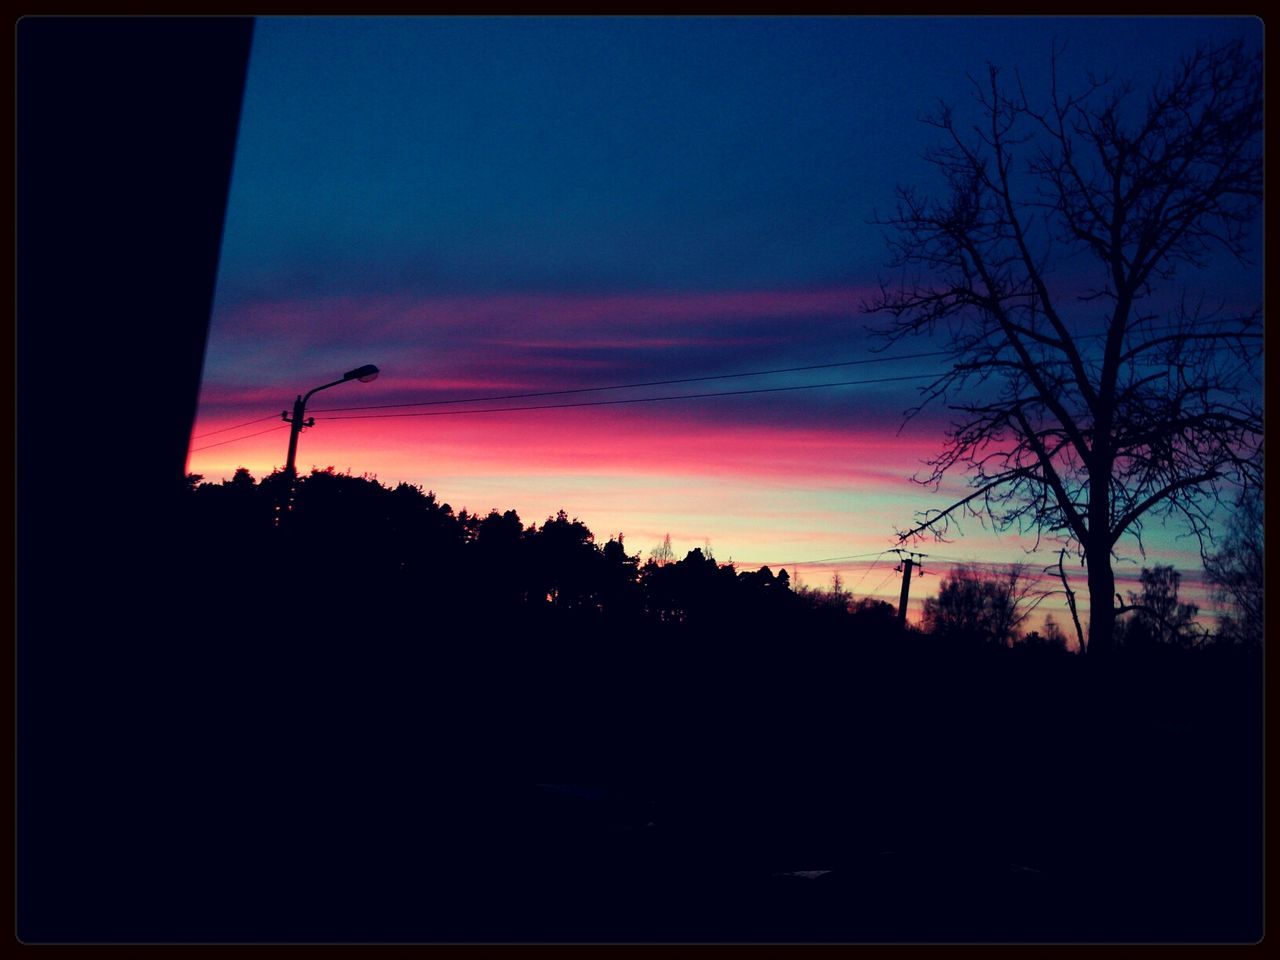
[18,574,1261,944]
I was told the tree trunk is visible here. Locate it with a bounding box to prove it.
[1085,541,1116,656]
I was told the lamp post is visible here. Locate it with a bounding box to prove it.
[277,364,379,523]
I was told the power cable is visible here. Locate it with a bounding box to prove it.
[852,548,896,590]
[308,350,951,413]
[189,424,289,452]
[190,413,281,440]
[187,372,939,452]
[195,318,1251,433]
[724,549,896,569]
[867,568,900,597]
[315,373,939,421]
[188,374,935,449]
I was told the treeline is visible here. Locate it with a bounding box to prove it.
[184,466,1258,655]
[182,466,903,643]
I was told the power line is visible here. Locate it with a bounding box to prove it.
[315,374,940,421]
[189,349,948,448]
[191,413,280,440]
[187,373,934,448]
[852,548,895,590]
[189,424,289,452]
[866,568,900,597]
[308,350,952,414]
[723,550,895,569]
[199,316,1254,427]
[189,316,1253,449]
[196,318,1252,433]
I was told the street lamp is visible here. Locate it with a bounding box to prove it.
[276,364,379,524]
[281,364,380,479]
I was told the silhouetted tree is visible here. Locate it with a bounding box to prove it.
[375,481,460,595]
[599,534,643,620]
[869,40,1262,655]
[1116,564,1202,649]
[462,507,526,606]
[923,564,1035,647]
[649,533,675,567]
[642,547,723,625]
[185,466,276,549]
[1203,484,1262,647]
[798,571,852,617]
[528,510,606,611]
[828,570,844,604]
[849,596,897,636]
[739,565,775,591]
[1018,614,1070,654]
[1040,614,1069,652]
[639,557,680,624]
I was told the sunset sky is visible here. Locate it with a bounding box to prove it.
[187,16,1261,637]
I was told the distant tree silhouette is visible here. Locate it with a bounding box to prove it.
[649,534,675,567]
[473,508,528,607]
[828,570,845,605]
[796,571,852,617]
[849,596,897,635]
[180,465,1264,671]
[643,547,725,625]
[1116,565,1203,650]
[1203,484,1262,647]
[184,466,276,552]
[639,556,680,624]
[1018,615,1070,655]
[1039,615,1069,651]
[528,510,604,610]
[738,564,774,591]
[868,40,1262,655]
[599,534,643,620]
[923,564,1035,647]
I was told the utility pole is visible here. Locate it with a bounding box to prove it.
[282,393,315,482]
[275,364,380,527]
[277,394,315,526]
[894,550,926,628]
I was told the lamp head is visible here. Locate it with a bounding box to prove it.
[344,364,380,383]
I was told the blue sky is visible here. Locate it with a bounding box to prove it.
[217,17,1259,301]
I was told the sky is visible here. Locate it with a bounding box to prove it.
[187,16,1263,640]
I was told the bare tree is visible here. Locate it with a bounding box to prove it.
[1038,615,1070,652]
[649,533,675,567]
[1115,565,1204,649]
[923,563,1037,647]
[830,570,851,609]
[868,40,1262,655]
[1203,483,1263,647]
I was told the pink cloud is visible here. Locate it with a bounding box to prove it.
[260,406,938,487]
